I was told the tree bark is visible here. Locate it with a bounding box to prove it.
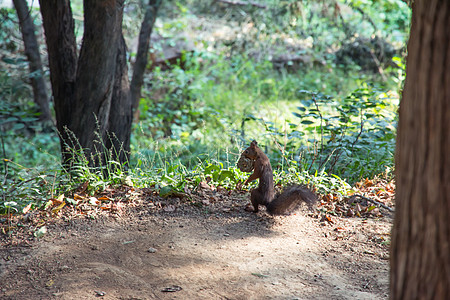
[13,0,51,122]
[106,34,132,168]
[390,0,450,299]
[39,0,77,165]
[40,0,132,169]
[130,0,162,118]
[71,0,126,167]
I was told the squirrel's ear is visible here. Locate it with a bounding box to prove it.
[251,140,258,148]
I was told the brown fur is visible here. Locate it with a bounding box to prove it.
[241,140,316,215]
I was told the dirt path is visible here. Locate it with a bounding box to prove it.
[1,192,391,299]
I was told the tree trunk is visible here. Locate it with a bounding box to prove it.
[71,0,126,167]
[390,0,450,299]
[130,0,162,119]
[13,0,51,122]
[106,34,132,168]
[40,0,132,169]
[39,0,77,165]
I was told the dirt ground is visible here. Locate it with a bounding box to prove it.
[0,189,392,300]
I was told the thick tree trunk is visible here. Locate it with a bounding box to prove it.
[390,0,450,299]
[13,0,51,122]
[71,0,126,167]
[39,0,77,165]
[40,0,132,169]
[130,0,162,119]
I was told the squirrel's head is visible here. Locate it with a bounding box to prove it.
[242,140,259,159]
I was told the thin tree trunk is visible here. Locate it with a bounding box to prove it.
[130,0,162,119]
[390,0,450,299]
[39,0,77,165]
[13,0,51,122]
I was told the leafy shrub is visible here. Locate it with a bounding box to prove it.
[242,86,397,184]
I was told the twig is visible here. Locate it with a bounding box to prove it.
[334,1,352,39]
[351,5,378,33]
[311,94,324,154]
[369,49,388,82]
[350,108,364,151]
[260,119,290,167]
[216,0,267,9]
[1,135,7,203]
[353,194,394,212]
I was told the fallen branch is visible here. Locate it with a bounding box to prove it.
[353,194,394,212]
[216,0,267,9]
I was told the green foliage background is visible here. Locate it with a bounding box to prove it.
[0,0,410,213]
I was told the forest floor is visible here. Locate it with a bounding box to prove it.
[0,184,393,300]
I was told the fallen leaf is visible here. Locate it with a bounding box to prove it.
[22,203,32,214]
[365,178,373,187]
[76,181,89,194]
[199,181,210,190]
[34,226,47,238]
[65,198,78,206]
[46,279,54,287]
[55,194,65,204]
[367,205,377,212]
[320,215,334,224]
[51,201,66,216]
[89,197,99,206]
[43,200,53,210]
[74,194,85,200]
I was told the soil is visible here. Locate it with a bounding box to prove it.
[0,189,392,300]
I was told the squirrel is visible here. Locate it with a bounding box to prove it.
[241,140,317,215]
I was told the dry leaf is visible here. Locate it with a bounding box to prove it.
[76,181,89,194]
[22,203,32,214]
[51,201,66,216]
[89,197,99,206]
[74,194,85,200]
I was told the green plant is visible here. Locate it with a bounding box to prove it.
[138,56,219,140]
[234,85,397,184]
[292,87,396,182]
[1,159,58,214]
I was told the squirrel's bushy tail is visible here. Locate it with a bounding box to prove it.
[266,185,317,215]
